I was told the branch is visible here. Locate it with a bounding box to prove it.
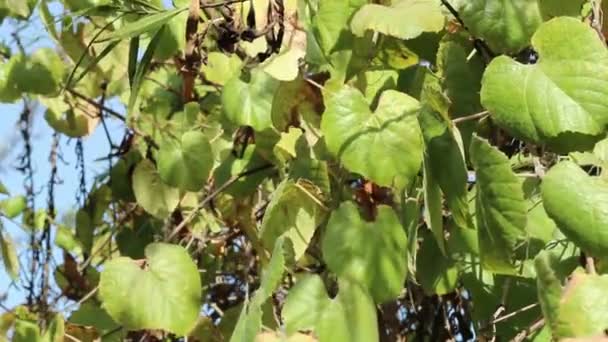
[511,318,545,342]
[66,88,126,122]
[166,164,274,241]
[491,303,539,325]
[452,111,489,125]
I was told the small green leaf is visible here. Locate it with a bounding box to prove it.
[13,319,40,342]
[322,201,407,302]
[470,135,526,274]
[202,52,243,86]
[99,7,187,41]
[0,195,26,219]
[0,229,19,280]
[481,17,608,152]
[321,86,423,188]
[283,275,378,341]
[422,157,445,255]
[132,160,180,219]
[351,0,444,40]
[157,131,213,192]
[541,161,608,257]
[221,69,280,131]
[99,243,202,335]
[41,314,64,342]
[0,181,9,195]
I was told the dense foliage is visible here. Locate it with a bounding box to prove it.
[0,0,608,341]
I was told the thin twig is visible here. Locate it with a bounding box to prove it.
[586,256,597,274]
[452,111,489,125]
[511,318,545,342]
[63,286,99,312]
[167,164,274,241]
[491,303,539,324]
[66,88,126,121]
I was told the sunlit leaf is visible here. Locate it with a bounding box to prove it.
[351,0,444,40]
[132,160,180,219]
[481,18,608,152]
[99,243,201,335]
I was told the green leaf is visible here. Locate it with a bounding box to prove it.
[481,17,608,152]
[99,243,202,335]
[13,319,40,342]
[322,201,407,303]
[470,135,526,274]
[0,229,19,280]
[422,157,445,255]
[541,161,608,257]
[231,237,289,341]
[14,48,65,96]
[222,69,280,131]
[539,0,587,19]
[416,230,458,295]
[260,180,326,261]
[554,271,608,338]
[0,54,24,102]
[69,302,122,340]
[313,0,352,55]
[99,7,187,41]
[129,25,166,117]
[132,160,180,219]
[456,0,543,53]
[321,86,423,188]
[41,314,64,342]
[534,251,562,334]
[350,0,444,40]
[283,275,378,341]
[419,109,472,230]
[157,131,213,192]
[0,181,8,195]
[0,195,26,219]
[202,52,243,86]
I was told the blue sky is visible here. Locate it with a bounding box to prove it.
[0,8,126,308]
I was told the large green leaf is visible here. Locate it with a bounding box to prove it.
[321,86,423,187]
[132,160,180,219]
[470,135,526,274]
[222,69,280,131]
[259,180,326,261]
[322,201,407,302]
[541,161,608,257]
[455,0,543,53]
[99,243,201,335]
[157,131,213,192]
[481,17,608,152]
[201,52,243,86]
[350,0,444,40]
[554,270,608,338]
[283,275,378,342]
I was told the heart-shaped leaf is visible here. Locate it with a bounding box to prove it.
[283,275,378,342]
[260,180,326,261]
[351,0,444,40]
[321,86,423,187]
[456,0,542,53]
[481,17,608,152]
[132,160,180,219]
[222,69,280,131]
[541,161,608,257]
[470,135,527,274]
[99,243,201,335]
[322,201,407,302]
[157,131,213,192]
